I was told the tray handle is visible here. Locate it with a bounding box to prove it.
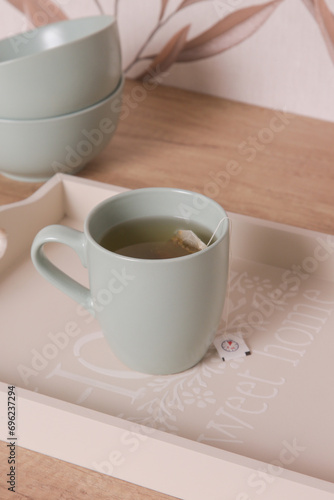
[31,225,94,312]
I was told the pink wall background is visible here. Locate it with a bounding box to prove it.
[1,0,334,123]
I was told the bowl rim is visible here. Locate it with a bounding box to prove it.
[0,76,124,124]
[0,15,117,67]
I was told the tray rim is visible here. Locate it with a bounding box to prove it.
[1,172,332,239]
[1,173,334,499]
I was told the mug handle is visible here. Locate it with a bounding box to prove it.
[31,225,94,312]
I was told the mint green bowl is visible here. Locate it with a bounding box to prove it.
[0,77,124,182]
[0,16,121,119]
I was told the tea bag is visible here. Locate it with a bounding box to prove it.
[171,230,207,254]
[150,230,207,259]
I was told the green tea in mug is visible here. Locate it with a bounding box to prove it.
[98,216,214,259]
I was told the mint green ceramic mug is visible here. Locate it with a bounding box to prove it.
[31,188,229,375]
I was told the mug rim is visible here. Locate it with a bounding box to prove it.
[84,187,229,263]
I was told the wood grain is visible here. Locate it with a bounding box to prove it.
[0,78,333,499]
[0,441,177,499]
[1,79,333,234]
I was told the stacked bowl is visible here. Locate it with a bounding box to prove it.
[0,16,123,181]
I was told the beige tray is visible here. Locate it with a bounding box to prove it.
[1,174,333,499]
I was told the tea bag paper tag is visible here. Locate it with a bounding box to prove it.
[214,334,251,362]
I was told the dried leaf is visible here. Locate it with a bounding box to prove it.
[137,24,190,79]
[93,0,104,15]
[177,0,283,62]
[159,0,169,20]
[7,0,67,27]
[314,0,334,63]
[301,0,316,17]
[114,0,120,18]
[177,0,207,10]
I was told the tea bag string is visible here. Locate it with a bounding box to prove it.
[206,216,230,247]
[207,216,233,336]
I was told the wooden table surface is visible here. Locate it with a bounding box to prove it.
[0,79,333,499]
